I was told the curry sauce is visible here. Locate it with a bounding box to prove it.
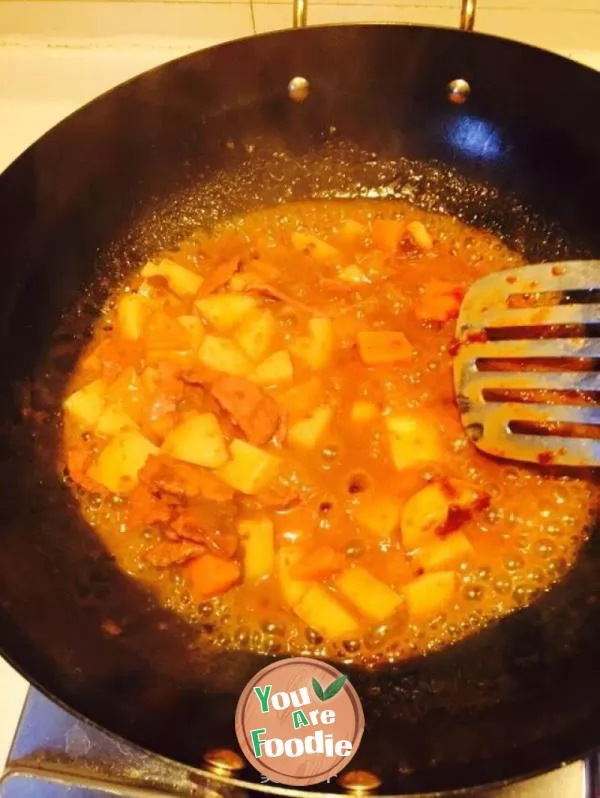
[62,200,598,665]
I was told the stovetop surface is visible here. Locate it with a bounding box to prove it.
[0,689,594,797]
[1,690,226,797]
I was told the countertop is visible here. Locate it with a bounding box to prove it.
[0,17,598,773]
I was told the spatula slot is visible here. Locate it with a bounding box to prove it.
[476,357,598,372]
[483,388,600,406]
[507,288,600,308]
[509,420,600,441]
[484,324,599,341]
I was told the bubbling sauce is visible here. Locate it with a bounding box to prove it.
[62,200,598,665]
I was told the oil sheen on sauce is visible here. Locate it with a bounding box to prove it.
[62,200,598,666]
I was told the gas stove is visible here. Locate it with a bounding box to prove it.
[0,689,594,798]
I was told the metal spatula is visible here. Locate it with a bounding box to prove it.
[452,260,600,467]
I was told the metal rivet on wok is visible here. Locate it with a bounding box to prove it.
[338,770,382,793]
[203,748,245,774]
[288,76,311,102]
[447,77,471,104]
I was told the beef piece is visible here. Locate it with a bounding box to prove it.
[140,455,205,499]
[145,540,204,567]
[171,508,239,558]
[128,483,176,529]
[211,375,279,446]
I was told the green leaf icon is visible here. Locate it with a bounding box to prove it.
[323,675,348,700]
[312,677,325,701]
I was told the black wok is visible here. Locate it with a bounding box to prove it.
[0,18,599,796]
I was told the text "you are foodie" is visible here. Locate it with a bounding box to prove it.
[236,658,365,786]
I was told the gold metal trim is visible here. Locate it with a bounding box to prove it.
[338,770,382,793]
[460,0,477,31]
[202,748,245,776]
[293,0,307,29]
[447,77,471,103]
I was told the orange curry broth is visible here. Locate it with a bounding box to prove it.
[62,200,598,666]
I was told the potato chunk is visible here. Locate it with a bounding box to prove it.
[352,491,402,540]
[249,350,294,386]
[117,294,149,341]
[401,483,449,551]
[195,294,257,332]
[64,380,107,428]
[350,401,379,423]
[287,406,332,451]
[277,546,310,607]
[217,439,281,495]
[417,532,474,572]
[142,258,203,297]
[289,318,333,370]
[291,232,340,262]
[162,413,229,468]
[385,415,441,470]
[407,220,433,251]
[294,584,359,638]
[338,265,369,284]
[95,405,138,437]
[240,518,275,582]
[338,219,367,244]
[88,429,158,493]
[199,335,253,376]
[403,572,456,619]
[234,308,276,360]
[336,567,403,622]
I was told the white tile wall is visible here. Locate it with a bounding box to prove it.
[1,0,599,52]
[8,0,597,6]
[253,4,458,33]
[251,0,600,47]
[0,1,254,44]
[478,7,600,52]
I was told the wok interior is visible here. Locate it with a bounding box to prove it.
[0,25,599,794]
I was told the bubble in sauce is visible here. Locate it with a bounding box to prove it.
[548,557,568,576]
[463,584,484,601]
[493,578,512,595]
[234,627,250,646]
[477,566,493,582]
[513,585,532,605]
[306,628,323,645]
[262,621,285,636]
[526,568,544,584]
[536,539,555,558]
[505,556,524,572]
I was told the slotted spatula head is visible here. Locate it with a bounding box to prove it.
[453,260,600,467]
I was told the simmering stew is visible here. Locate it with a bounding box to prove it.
[62,200,597,665]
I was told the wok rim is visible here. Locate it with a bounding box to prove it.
[0,21,598,188]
